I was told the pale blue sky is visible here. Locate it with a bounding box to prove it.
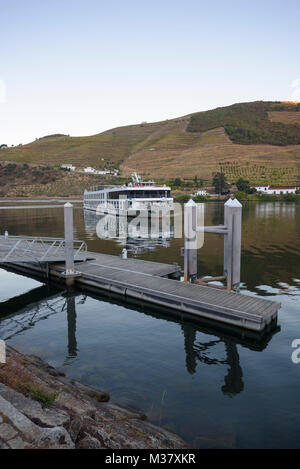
[1,0,300,145]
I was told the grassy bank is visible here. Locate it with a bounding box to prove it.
[234,192,300,202]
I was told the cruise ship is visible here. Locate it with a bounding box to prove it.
[83,173,173,216]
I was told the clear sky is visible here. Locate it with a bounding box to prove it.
[1,0,300,145]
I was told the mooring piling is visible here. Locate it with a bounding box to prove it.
[184,199,198,282]
[64,202,76,287]
[224,198,242,291]
[184,197,242,291]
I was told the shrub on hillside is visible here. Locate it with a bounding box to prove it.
[257,193,278,201]
[174,194,190,203]
[283,193,297,202]
[234,191,246,201]
[193,195,210,202]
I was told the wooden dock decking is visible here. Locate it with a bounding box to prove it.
[84,253,181,277]
[1,250,280,333]
[59,257,279,332]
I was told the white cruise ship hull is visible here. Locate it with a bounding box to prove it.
[83,202,174,218]
[84,182,173,218]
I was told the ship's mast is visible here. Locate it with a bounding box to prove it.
[131,172,141,184]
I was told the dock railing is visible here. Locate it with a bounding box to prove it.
[0,235,87,264]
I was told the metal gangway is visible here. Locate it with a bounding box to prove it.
[0,235,87,264]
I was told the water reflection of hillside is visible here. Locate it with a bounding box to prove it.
[84,210,173,255]
[240,202,300,294]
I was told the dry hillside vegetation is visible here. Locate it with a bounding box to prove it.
[268,112,300,125]
[121,127,300,183]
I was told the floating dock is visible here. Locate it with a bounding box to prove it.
[1,249,280,333]
[0,200,281,334]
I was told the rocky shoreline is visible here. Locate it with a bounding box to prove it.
[0,346,188,449]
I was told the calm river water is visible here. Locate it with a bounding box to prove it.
[0,200,300,448]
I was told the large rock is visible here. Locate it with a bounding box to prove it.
[0,384,70,428]
[77,415,105,446]
[1,347,189,449]
[33,427,75,449]
[55,392,96,417]
[0,439,9,449]
[93,405,188,449]
[0,395,42,442]
[0,423,18,440]
[8,437,26,449]
[63,378,109,403]
[68,416,83,443]
[77,435,104,449]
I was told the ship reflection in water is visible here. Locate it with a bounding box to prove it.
[84,209,173,255]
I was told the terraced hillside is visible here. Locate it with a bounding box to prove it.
[1,101,300,188]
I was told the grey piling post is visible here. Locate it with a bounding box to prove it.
[64,202,75,287]
[231,199,242,291]
[224,198,242,291]
[224,201,233,290]
[184,199,198,282]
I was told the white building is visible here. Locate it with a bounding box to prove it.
[83,167,119,176]
[267,186,297,195]
[195,189,208,196]
[96,170,111,175]
[251,185,269,192]
[250,184,298,195]
[84,167,96,174]
[61,164,76,171]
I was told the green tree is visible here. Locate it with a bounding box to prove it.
[174,178,182,186]
[194,176,204,187]
[212,172,228,195]
[236,178,250,193]
[235,191,246,201]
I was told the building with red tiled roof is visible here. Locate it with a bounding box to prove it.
[250,185,298,195]
[268,186,297,194]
